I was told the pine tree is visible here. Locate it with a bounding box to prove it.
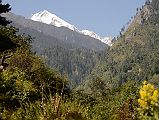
[0,0,11,26]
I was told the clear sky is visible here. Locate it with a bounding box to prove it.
[3,0,145,37]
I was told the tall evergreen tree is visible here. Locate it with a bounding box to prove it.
[0,0,11,26]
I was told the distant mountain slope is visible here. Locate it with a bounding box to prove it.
[78,1,159,93]
[3,12,107,51]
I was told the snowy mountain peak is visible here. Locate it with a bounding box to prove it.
[81,30,112,46]
[81,30,101,40]
[31,10,112,46]
[36,10,51,18]
[31,10,77,31]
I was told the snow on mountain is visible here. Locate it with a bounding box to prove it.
[101,37,112,46]
[81,30,101,40]
[31,10,77,31]
[81,30,112,46]
[31,10,112,46]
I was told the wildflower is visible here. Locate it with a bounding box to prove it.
[151,90,159,102]
[143,81,147,85]
[138,98,147,108]
[139,90,147,100]
[147,83,155,91]
[138,81,159,118]
[143,84,149,91]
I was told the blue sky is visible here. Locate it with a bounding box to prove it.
[3,0,145,37]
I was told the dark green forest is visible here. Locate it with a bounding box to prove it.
[1,0,159,119]
[43,46,104,85]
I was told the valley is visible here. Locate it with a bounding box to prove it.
[1,0,159,119]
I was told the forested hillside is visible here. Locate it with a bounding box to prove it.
[79,0,159,94]
[75,0,159,119]
[43,46,104,85]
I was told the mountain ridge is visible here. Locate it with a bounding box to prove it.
[2,12,107,51]
[31,10,112,46]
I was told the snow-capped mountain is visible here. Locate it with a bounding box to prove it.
[81,30,101,40]
[81,30,112,46]
[31,10,112,46]
[31,10,78,31]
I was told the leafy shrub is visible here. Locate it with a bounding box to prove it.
[137,81,159,119]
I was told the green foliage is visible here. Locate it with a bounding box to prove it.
[0,19,70,119]
[0,68,36,110]
[74,80,139,120]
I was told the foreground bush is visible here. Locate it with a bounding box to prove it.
[138,81,159,119]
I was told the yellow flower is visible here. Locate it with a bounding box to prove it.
[143,84,149,91]
[138,81,159,118]
[138,98,147,108]
[139,90,147,99]
[147,93,152,100]
[147,83,154,91]
[143,81,148,85]
[151,90,159,102]
[142,101,148,107]
[138,82,159,107]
